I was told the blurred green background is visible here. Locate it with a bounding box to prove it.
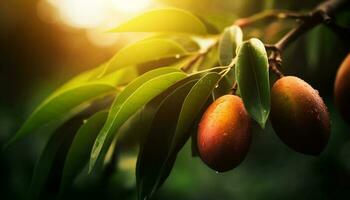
[1,0,350,199]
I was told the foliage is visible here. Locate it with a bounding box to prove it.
[7,2,346,199]
[235,38,270,128]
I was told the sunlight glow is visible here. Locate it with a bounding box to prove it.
[46,0,153,29]
[39,0,155,46]
[111,0,151,13]
[48,0,108,28]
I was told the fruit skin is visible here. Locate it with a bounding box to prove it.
[334,54,350,124]
[197,95,251,172]
[271,76,330,155]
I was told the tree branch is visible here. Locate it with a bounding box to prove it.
[181,38,219,72]
[236,0,350,77]
[234,10,310,28]
[273,0,350,51]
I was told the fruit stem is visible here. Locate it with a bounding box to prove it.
[231,81,238,95]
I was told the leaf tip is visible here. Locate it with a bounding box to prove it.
[258,121,266,129]
[88,157,96,174]
[248,38,266,52]
[258,112,269,129]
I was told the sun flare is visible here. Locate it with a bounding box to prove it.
[111,0,151,13]
[46,0,152,28]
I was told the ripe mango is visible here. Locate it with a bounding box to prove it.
[197,95,251,172]
[334,54,350,124]
[271,76,330,155]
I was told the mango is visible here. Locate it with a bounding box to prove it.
[197,95,251,172]
[334,54,350,124]
[271,76,330,155]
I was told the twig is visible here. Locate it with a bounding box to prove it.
[181,53,203,72]
[234,10,311,27]
[236,0,350,77]
[273,0,350,51]
[264,44,279,51]
[231,82,238,95]
[181,38,219,72]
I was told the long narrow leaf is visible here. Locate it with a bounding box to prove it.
[102,39,187,75]
[109,8,207,35]
[89,68,187,172]
[171,72,221,151]
[28,117,83,200]
[136,80,196,200]
[136,72,220,199]
[6,69,126,146]
[218,25,243,66]
[59,111,108,195]
[235,38,270,128]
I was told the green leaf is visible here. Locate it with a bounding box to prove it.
[134,73,202,152]
[112,109,149,153]
[55,64,106,93]
[115,74,203,151]
[59,111,108,195]
[197,45,219,71]
[236,38,270,128]
[200,12,238,33]
[89,67,187,172]
[114,78,207,198]
[102,39,188,75]
[137,73,220,199]
[145,34,200,52]
[218,25,243,66]
[48,63,136,96]
[28,117,83,200]
[190,127,200,157]
[29,134,64,200]
[136,80,196,200]
[189,96,214,157]
[189,97,213,157]
[6,69,126,147]
[109,8,207,35]
[167,35,200,52]
[136,53,195,74]
[213,67,235,99]
[172,72,221,151]
[133,79,188,193]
